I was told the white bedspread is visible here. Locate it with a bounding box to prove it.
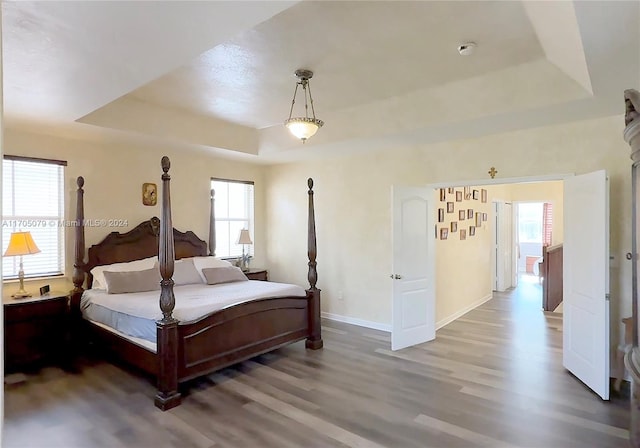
[81,281,307,324]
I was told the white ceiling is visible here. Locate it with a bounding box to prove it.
[3,1,639,164]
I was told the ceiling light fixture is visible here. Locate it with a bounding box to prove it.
[285,69,324,143]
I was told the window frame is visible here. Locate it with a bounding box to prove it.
[211,177,255,259]
[2,155,67,280]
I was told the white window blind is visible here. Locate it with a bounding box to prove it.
[211,178,254,258]
[2,157,66,279]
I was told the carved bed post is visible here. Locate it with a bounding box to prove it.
[209,188,216,256]
[155,156,181,411]
[70,177,86,338]
[305,178,323,350]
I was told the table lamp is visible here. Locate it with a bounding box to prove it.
[3,231,41,298]
[236,229,253,272]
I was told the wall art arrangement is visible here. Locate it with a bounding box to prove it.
[436,187,488,240]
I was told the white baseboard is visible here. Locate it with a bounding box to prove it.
[321,312,391,332]
[436,293,493,330]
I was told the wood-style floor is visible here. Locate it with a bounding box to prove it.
[4,282,630,447]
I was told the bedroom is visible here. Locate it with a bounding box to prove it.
[2,1,639,447]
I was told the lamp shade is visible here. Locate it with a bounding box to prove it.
[285,118,322,142]
[3,231,41,257]
[236,229,253,245]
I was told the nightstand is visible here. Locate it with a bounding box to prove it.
[244,269,268,281]
[4,292,69,372]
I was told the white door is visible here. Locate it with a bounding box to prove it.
[563,170,610,399]
[391,186,435,350]
[494,202,514,291]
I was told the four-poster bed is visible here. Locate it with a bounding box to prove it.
[70,156,322,410]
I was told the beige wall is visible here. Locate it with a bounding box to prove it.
[266,115,631,348]
[2,128,265,296]
[434,186,493,326]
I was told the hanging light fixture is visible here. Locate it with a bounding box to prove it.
[284,69,324,143]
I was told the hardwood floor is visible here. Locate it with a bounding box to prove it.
[4,287,630,447]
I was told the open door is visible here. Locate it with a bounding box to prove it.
[563,170,609,399]
[391,186,435,350]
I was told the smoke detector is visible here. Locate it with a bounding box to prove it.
[457,42,477,56]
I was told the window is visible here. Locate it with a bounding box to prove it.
[211,178,254,258]
[517,202,543,243]
[2,156,66,279]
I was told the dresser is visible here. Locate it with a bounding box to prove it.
[4,293,69,372]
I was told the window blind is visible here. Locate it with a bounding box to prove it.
[211,178,255,258]
[2,158,66,278]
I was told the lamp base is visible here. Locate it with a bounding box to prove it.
[11,291,32,299]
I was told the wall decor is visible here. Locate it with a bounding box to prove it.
[448,187,454,194]
[142,183,157,206]
[460,229,466,240]
[447,202,455,213]
[438,208,445,222]
[459,210,465,220]
[440,228,448,240]
[472,189,479,200]
[439,188,446,201]
[475,212,482,227]
[482,213,488,221]
[467,209,473,219]
[464,186,471,200]
[469,226,476,236]
[451,221,457,232]
[456,191,463,202]
[481,189,487,203]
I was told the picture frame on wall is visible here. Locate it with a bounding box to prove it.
[142,183,157,206]
[460,229,466,240]
[447,187,454,194]
[447,202,455,213]
[467,209,473,219]
[481,189,487,203]
[450,221,457,232]
[482,212,488,221]
[469,226,476,236]
[439,188,446,201]
[472,189,479,200]
[456,191,463,202]
[440,228,448,240]
[475,212,482,227]
[438,208,445,222]
[459,210,465,220]
[464,186,471,200]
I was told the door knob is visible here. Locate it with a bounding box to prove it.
[394,274,402,279]
[627,252,633,260]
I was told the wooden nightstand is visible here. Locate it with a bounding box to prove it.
[244,269,268,281]
[4,292,69,372]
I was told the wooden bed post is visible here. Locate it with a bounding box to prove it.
[305,178,323,350]
[70,177,86,335]
[155,156,182,411]
[209,188,216,256]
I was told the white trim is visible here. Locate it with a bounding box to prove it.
[427,173,573,189]
[435,293,493,330]
[321,312,391,332]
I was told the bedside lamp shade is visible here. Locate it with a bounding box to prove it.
[236,229,253,245]
[4,231,41,257]
[4,231,41,298]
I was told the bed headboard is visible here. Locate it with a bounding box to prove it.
[83,217,207,288]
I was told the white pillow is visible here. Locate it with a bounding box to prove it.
[189,256,233,283]
[173,258,204,286]
[91,256,157,290]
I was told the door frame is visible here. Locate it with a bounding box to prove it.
[426,172,573,328]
